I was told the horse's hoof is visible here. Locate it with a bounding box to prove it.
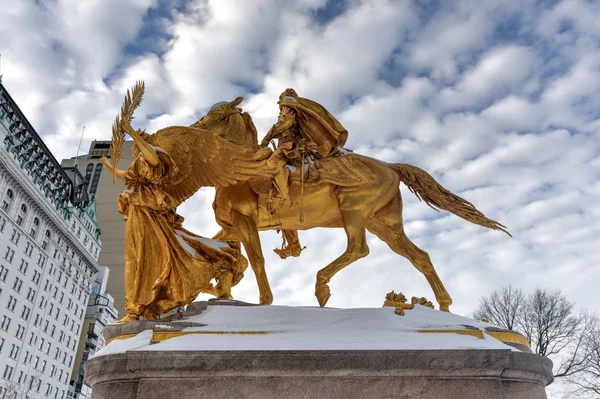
[316,284,331,307]
[259,293,273,305]
[439,300,452,312]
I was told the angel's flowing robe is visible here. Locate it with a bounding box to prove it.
[118,150,242,319]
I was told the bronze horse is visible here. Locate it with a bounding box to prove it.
[210,107,509,311]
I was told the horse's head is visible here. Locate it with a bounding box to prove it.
[192,97,259,151]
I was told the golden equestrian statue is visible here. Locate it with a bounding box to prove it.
[106,82,509,319]
[101,82,275,322]
[203,91,510,312]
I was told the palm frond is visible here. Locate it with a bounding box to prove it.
[110,81,145,183]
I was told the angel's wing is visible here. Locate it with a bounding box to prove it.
[149,126,272,205]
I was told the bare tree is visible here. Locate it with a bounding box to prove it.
[565,326,600,398]
[0,370,42,399]
[521,288,581,359]
[473,286,599,389]
[472,285,526,330]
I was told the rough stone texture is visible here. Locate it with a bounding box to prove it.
[86,349,553,399]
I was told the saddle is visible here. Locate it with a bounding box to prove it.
[249,154,368,197]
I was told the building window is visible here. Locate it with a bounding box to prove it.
[89,163,103,194]
[15,324,25,340]
[13,276,23,292]
[25,242,33,257]
[16,203,27,226]
[21,305,31,321]
[1,315,11,331]
[42,229,51,250]
[37,254,46,268]
[9,344,19,359]
[0,265,8,281]
[32,270,41,285]
[3,365,14,380]
[9,229,20,245]
[19,259,28,274]
[0,218,5,233]
[1,189,14,213]
[6,295,16,311]
[31,217,39,238]
[3,247,14,263]
[84,163,94,186]
[26,287,35,302]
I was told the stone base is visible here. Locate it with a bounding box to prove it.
[86,349,552,399]
[86,300,553,398]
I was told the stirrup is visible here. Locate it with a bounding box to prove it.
[273,245,305,259]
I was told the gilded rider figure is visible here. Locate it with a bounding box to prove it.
[260,88,349,259]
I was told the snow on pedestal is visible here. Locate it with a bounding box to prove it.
[93,303,518,357]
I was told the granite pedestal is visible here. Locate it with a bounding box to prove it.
[85,300,553,398]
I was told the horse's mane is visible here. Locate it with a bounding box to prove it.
[215,111,259,151]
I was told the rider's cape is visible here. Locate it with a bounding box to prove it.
[279,96,348,158]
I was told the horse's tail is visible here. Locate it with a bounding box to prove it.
[388,163,511,237]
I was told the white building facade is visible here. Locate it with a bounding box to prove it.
[0,80,102,399]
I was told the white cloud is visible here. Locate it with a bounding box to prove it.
[436,45,539,111]
[480,95,542,131]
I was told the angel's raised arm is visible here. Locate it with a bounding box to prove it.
[122,120,160,167]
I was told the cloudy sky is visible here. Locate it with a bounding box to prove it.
[1,0,599,318]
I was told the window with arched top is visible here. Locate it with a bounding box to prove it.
[31,217,40,239]
[17,203,28,226]
[42,230,51,255]
[1,189,14,213]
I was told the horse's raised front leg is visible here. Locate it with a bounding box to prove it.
[232,211,273,305]
[315,209,370,307]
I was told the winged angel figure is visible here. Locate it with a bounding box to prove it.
[101,82,274,322]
